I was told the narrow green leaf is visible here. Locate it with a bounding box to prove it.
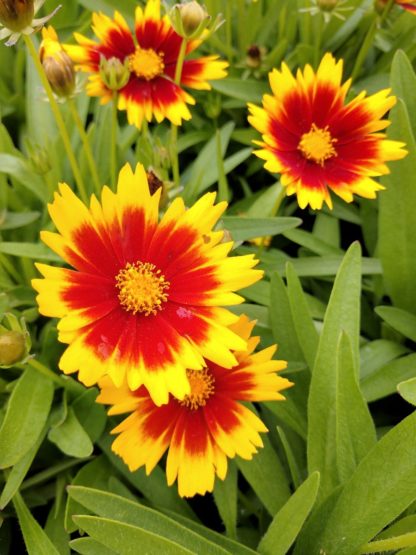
[390,50,416,136]
[48,407,93,458]
[72,516,194,555]
[70,538,117,555]
[302,411,416,554]
[398,377,416,405]
[286,262,319,370]
[222,216,301,243]
[379,99,416,312]
[361,353,416,402]
[276,427,302,489]
[308,243,363,500]
[68,486,228,555]
[12,492,60,555]
[0,154,47,202]
[375,306,416,342]
[213,462,237,539]
[360,339,409,380]
[237,435,290,516]
[0,369,53,469]
[0,242,60,261]
[211,78,269,102]
[258,472,320,555]
[0,211,40,231]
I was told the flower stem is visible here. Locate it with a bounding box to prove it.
[111,94,118,189]
[68,98,101,195]
[358,532,416,554]
[351,0,395,80]
[257,182,286,255]
[23,35,88,204]
[27,358,83,395]
[171,38,188,187]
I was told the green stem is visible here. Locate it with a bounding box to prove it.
[351,0,395,80]
[23,35,88,204]
[257,182,286,255]
[171,38,188,187]
[111,94,118,189]
[0,253,20,282]
[26,358,64,387]
[359,532,416,554]
[68,98,101,195]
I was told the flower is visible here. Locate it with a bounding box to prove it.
[375,0,416,14]
[40,26,75,98]
[0,0,60,46]
[32,164,262,405]
[248,53,407,210]
[97,315,292,497]
[63,0,228,128]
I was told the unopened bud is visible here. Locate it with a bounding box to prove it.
[0,330,27,366]
[246,44,267,69]
[0,0,34,32]
[170,1,211,40]
[317,0,339,10]
[99,56,130,91]
[42,52,75,98]
[146,170,168,207]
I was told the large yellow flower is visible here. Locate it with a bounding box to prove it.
[63,0,228,128]
[97,316,292,498]
[32,164,262,406]
[248,53,407,210]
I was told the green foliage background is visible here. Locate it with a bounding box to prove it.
[1,0,416,553]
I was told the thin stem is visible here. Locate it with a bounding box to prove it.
[26,358,64,387]
[0,253,20,282]
[23,35,88,204]
[111,94,118,189]
[257,182,286,255]
[171,38,188,187]
[351,0,395,80]
[359,532,416,554]
[68,98,101,195]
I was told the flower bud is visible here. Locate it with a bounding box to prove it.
[170,1,211,40]
[0,330,27,366]
[317,0,339,10]
[0,0,34,32]
[99,56,131,91]
[146,170,168,207]
[42,52,75,98]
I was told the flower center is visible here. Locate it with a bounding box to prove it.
[115,262,169,316]
[298,123,337,166]
[180,368,215,410]
[128,47,165,80]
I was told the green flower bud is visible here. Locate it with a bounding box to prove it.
[99,56,130,92]
[317,0,339,10]
[170,1,211,40]
[0,330,27,366]
[0,0,34,32]
[42,51,76,98]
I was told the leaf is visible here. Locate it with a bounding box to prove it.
[72,516,195,555]
[257,472,320,555]
[48,407,93,458]
[222,216,301,243]
[70,537,117,555]
[68,486,228,555]
[211,78,269,102]
[379,99,416,312]
[77,0,136,19]
[300,411,416,555]
[71,388,106,442]
[375,306,416,342]
[398,377,416,405]
[360,339,409,380]
[12,492,60,555]
[390,50,416,138]
[0,154,48,202]
[307,243,368,500]
[0,242,60,261]
[361,353,416,402]
[0,211,40,230]
[0,369,54,469]
[237,435,290,516]
[213,462,237,539]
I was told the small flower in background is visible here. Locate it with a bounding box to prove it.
[63,0,228,129]
[0,0,60,46]
[169,0,224,40]
[246,44,267,70]
[97,315,292,498]
[32,164,262,406]
[40,26,75,99]
[248,53,407,210]
[300,0,353,22]
[375,0,416,14]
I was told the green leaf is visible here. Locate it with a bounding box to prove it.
[0,369,53,469]
[12,492,60,555]
[398,377,416,405]
[213,462,237,539]
[68,486,228,555]
[237,435,290,516]
[258,472,320,555]
[379,99,416,312]
[361,353,416,402]
[286,262,319,370]
[0,154,48,202]
[308,243,369,500]
[0,242,60,261]
[211,78,269,102]
[222,216,301,243]
[375,306,416,342]
[72,516,195,555]
[360,339,409,380]
[48,407,93,458]
[70,538,117,555]
[0,211,40,231]
[71,388,106,443]
[77,0,136,19]
[301,411,416,555]
[390,50,416,137]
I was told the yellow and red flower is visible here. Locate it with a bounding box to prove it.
[97,315,292,497]
[32,164,262,406]
[248,53,407,210]
[63,0,228,128]
[376,0,416,14]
